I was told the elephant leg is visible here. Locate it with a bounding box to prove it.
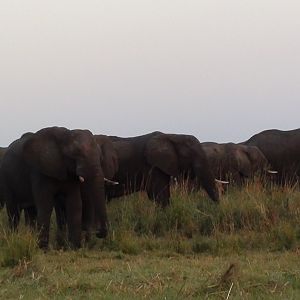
[24,206,37,229]
[36,199,54,249]
[65,184,82,249]
[2,188,20,230]
[54,201,67,249]
[147,168,171,207]
[32,180,55,249]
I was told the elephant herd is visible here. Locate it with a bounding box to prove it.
[0,127,299,249]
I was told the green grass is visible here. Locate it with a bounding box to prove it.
[0,182,300,299]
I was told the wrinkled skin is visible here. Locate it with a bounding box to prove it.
[0,127,108,249]
[98,131,219,207]
[242,128,300,184]
[202,142,269,184]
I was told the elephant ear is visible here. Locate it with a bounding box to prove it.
[23,134,68,180]
[100,139,119,179]
[145,135,179,176]
[245,146,267,169]
[234,146,252,176]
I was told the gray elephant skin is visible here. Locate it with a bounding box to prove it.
[242,128,300,184]
[0,127,108,249]
[0,147,5,161]
[202,142,269,184]
[0,147,7,208]
[94,134,119,182]
[95,131,219,206]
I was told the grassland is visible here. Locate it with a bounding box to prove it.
[1,181,300,299]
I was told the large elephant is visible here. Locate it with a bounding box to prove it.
[0,127,108,249]
[95,131,219,206]
[242,128,300,184]
[55,134,119,246]
[201,142,270,184]
[0,147,7,209]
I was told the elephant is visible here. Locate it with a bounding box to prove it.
[1,144,39,224]
[242,128,300,185]
[0,147,7,208]
[94,131,219,206]
[55,134,119,247]
[0,127,109,249]
[201,142,270,184]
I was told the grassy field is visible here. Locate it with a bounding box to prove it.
[1,181,300,299]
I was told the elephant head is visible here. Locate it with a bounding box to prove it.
[225,143,268,183]
[23,128,103,180]
[94,134,119,181]
[230,144,269,179]
[145,133,219,202]
[201,142,224,179]
[22,127,108,240]
[203,142,270,184]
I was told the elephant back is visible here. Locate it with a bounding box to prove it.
[243,129,300,181]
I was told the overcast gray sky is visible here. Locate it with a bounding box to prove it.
[0,1,299,146]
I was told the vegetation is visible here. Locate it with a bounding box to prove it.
[0,180,300,299]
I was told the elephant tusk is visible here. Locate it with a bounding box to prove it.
[79,176,85,183]
[267,170,278,174]
[104,178,119,185]
[215,179,230,184]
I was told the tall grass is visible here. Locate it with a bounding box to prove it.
[97,180,300,255]
[0,179,299,258]
[0,226,38,267]
[0,181,300,299]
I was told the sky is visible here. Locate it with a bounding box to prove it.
[0,1,299,146]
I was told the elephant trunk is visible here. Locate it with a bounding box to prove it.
[193,161,219,203]
[81,176,108,239]
[93,177,108,238]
